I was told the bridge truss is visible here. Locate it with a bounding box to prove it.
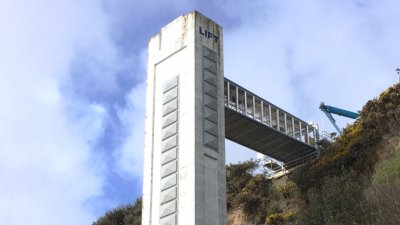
[224,78,320,176]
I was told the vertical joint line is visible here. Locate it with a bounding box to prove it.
[252,96,255,119]
[235,86,239,111]
[276,109,280,132]
[314,128,317,147]
[261,101,264,123]
[284,113,287,134]
[299,121,302,141]
[268,105,272,126]
[291,118,295,138]
[244,91,247,116]
[227,82,230,107]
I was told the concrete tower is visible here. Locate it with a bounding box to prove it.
[142,11,226,225]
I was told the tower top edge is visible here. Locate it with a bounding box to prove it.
[147,10,222,44]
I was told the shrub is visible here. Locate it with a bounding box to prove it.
[297,172,370,225]
[226,159,259,210]
[93,198,142,225]
[365,148,400,225]
[365,178,400,225]
[265,211,295,225]
[372,148,400,184]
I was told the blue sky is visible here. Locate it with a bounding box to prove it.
[1,1,399,224]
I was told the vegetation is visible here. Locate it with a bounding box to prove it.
[366,147,400,225]
[287,83,400,225]
[92,198,142,225]
[226,159,270,224]
[94,84,400,225]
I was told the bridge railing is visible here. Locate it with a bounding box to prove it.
[224,78,318,148]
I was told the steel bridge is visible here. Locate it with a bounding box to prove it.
[224,78,319,170]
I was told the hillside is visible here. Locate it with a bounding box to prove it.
[93,83,400,225]
[260,82,400,225]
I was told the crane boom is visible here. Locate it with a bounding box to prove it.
[319,102,359,134]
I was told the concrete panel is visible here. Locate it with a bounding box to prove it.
[204,107,218,123]
[160,200,176,218]
[204,94,218,110]
[160,173,177,191]
[204,132,218,150]
[163,77,178,93]
[203,70,217,85]
[204,119,218,136]
[203,58,217,74]
[161,148,177,165]
[203,47,217,62]
[161,160,177,178]
[162,111,177,128]
[160,214,176,225]
[163,99,178,116]
[160,186,177,204]
[161,133,177,152]
[204,82,218,98]
[163,88,178,104]
[161,123,177,140]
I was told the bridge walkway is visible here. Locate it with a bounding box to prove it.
[223,78,319,165]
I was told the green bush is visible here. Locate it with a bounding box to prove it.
[366,148,400,224]
[292,84,400,195]
[226,159,259,210]
[373,148,400,184]
[93,198,142,225]
[298,172,370,225]
[226,159,272,224]
[366,177,400,225]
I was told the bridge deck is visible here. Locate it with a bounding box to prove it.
[224,78,318,164]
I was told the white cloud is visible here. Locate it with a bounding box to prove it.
[221,0,400,163]
[113,49,147,180]
[225,0,400,132]
[113,82,146,180]
[0,0,115,224]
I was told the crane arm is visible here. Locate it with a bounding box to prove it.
[319,102,359,135]
[323,105,359,119]
[320,103,342,134]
